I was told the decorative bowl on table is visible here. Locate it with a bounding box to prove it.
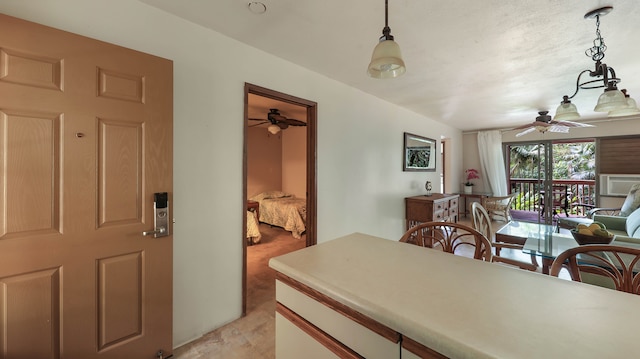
[571,222,614,245]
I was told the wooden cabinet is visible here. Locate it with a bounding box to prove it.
[405,194,459,230]
[275,274,401,359]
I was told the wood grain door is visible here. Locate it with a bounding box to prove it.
[0,14,173,358]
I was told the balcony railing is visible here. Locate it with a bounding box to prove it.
[509,178,596,217]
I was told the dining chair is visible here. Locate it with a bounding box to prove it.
[399,221,492,261]
[549,244,640,294]
[471,202,538,271]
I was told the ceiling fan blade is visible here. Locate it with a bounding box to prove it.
[248,121,269,127]
[553,120,595,128]
[512,121,552,131]
[277,122,289,129]
[248,118,268,122]
[549,125,570,133]
[283,118,307,126]
[515,127,537,137]
[269,114,287,122]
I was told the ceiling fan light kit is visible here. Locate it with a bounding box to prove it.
[553,6,638,121]
[367,0,405,79]
[248,108,307,134]
[267,124,281,134]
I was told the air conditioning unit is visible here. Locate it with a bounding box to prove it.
[600,174,640,196]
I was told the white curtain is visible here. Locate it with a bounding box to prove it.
[477,130,508,196]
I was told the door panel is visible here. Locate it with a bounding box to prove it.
[0,14,173,358]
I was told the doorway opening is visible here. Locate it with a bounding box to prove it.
[242,83,317,315]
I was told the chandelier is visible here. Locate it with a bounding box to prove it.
[554,6,640,121]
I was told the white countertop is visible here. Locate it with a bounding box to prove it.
[269,232,640,358]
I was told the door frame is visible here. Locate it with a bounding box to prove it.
[242,83,317,315]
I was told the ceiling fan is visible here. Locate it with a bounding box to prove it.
[514,111,594,137]
[248,108,306,134]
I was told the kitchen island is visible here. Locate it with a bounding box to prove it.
[269,232,640,358]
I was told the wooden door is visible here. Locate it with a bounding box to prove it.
[0,14,173,358]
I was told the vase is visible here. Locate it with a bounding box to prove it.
[464,185,473,194]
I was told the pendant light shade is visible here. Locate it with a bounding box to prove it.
[608,89,640,117]
[593,88,627,112]
[553,96,580,121]
[367,0,405,79]
[368,39,405,78]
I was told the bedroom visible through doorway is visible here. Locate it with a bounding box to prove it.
[242,83,317,316]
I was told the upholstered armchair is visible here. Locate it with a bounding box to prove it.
[558,183,640,230]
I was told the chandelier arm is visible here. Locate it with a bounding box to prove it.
[606,66,618,84]
[600,62,610,85]
[567,69,593,99]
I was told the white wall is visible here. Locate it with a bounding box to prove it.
[247,127,282,198]
[282,126,306,199]
[0,0,462,348]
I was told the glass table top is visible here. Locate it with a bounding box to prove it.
[495,220,557,240]
[522,230,579,259]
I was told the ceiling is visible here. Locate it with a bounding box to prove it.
[140,0,640,132]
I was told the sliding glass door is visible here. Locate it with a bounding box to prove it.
[506,140,596,224]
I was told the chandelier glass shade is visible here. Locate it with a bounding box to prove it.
[608,89,640,117]
[593,87,627,112]
[367,0,405,79]
[553,96,580,121]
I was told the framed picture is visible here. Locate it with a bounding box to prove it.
[403,132,436,171]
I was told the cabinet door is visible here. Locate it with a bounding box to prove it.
[275,312,344,359]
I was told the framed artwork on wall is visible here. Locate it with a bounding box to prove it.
[403,132,436,171]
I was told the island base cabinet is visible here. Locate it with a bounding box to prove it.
[275,277,399,358]
[275,312,343,359]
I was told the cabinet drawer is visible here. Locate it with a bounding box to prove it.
[276,279,399,359]
[449,198,458,209]
[448,206,458,217]
[432,210,445,221]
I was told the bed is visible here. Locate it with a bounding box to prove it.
[250,191,307,239]
[246,210,262,244]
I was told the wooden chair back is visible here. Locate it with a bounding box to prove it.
[399,221,492,261]
[549,244,640,294]
[471,202,538,271]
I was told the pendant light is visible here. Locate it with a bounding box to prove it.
[367,0,405,79]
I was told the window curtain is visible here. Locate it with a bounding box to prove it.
[477,130,508,196]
